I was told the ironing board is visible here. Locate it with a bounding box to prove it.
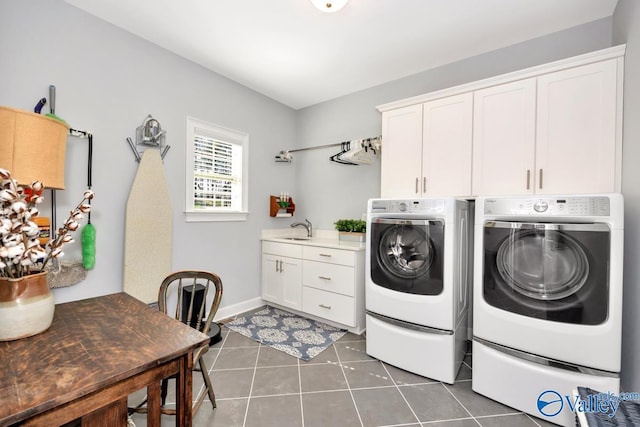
[123,149,173,304]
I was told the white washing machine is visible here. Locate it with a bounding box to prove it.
[365,198,472,384]
[472,194,623,427]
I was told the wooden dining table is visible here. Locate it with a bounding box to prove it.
[0,292,210,427]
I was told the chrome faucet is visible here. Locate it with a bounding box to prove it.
[291,218,312,238]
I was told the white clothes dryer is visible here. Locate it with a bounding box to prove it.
[472,194,624,427]
[365,198,472,384]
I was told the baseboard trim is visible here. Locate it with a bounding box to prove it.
[214,297,265,322]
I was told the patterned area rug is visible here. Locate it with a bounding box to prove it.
[225,306,347,361]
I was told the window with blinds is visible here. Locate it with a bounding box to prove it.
[193,136,239,209]
[186,117,249,222]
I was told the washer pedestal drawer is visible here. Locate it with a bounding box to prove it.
[365,314,463,384]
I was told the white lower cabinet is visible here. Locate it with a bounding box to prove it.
[303,261,355,297]
[261,242,303,311]
[261,241,365,334]
[302,286,355,327]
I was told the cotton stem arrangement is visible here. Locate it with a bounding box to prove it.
[0,168,94,279]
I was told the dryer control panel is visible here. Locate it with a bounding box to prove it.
[484,196,611,216]
[370,199,446,214]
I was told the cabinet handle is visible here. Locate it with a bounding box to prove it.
[275,260,279,272]
[539,169,543,189]
[423,177,426,194]
[415,177,419,194]
[526,170,531,190]
[278,260,283,272]
[319,304,332,310]
[318,276,331,280]
[319,253,332,258]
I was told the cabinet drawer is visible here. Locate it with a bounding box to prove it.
[302,287,355,327]
[303,260,354,297]
[263,241,303,258]
[303,246,354,266]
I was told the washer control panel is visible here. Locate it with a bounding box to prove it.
[370,199,446,214]
[533,200,549,213]
[484,196,611,216]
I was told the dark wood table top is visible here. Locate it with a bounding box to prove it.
[0,292,209,425]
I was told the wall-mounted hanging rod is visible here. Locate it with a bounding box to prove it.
[288,141,344,153]
[275,142,342,162]
[275,136,381,163]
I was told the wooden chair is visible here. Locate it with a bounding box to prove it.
[130,270,223,417]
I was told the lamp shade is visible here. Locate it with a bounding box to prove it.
[0,106,68,189]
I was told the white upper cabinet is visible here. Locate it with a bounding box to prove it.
[381,93,473,198]
[473,59,619,196]
[472,79,537,195]
[380,104,423,198]
[535,59,618,194]
[378,45,624,199]
[422,93,473,197]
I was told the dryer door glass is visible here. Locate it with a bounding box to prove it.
[369,218,444,295]
[482,221,610,325]
[496,229,589,300]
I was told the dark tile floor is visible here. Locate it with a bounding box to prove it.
[129,325,558,427]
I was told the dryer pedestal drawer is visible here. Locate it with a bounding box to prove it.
[302,287,355,327]
[472,340,620,427]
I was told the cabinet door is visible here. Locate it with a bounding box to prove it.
[472,78,537,196]
[262,254,302,310]
[422,93,473,196]
[262,253,283,304]
[535,59,618,194]
[380,104,423,198]
[281,257,302,310]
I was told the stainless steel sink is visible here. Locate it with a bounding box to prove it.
[281,237,311,241]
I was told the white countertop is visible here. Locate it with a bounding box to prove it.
[261,229,366,252]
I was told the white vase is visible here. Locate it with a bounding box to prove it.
[0,271,55,341]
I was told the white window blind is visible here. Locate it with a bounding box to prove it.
[193,136,240,209]
[185,117,249,222]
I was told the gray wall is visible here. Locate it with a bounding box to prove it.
[613,0,640,394]
[294,17,613,228]
[0,0,297,308]
[4,2,635,391]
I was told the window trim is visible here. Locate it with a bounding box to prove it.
[184,116,249,222]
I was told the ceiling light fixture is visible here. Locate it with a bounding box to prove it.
[310,0,348,13]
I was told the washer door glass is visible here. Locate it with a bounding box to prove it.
[369,218,444,296]
[497,229,589,300]
[379,225,433,278]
